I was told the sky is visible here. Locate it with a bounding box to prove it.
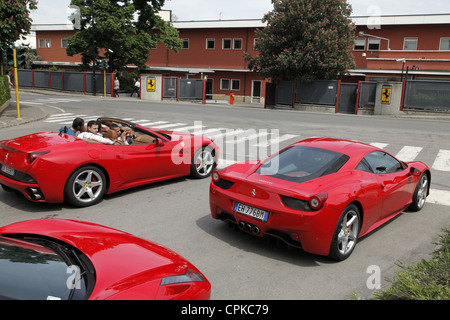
[29,0,450,25]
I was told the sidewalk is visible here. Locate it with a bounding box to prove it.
[0,100,47,129]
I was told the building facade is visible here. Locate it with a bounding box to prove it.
[31,13,450,102]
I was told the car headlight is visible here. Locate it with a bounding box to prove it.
[160,269,204,286]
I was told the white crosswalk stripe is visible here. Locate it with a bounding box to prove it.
[44,114,450,175]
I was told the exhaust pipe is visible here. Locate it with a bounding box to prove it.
[238,221,261,235]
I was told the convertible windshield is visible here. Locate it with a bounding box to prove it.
[256,146,349,183]
[0,236,91,300]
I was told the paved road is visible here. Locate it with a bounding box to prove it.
[1,92,449,299]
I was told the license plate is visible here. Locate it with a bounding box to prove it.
[1,164,15,176]
[234,202,269,222]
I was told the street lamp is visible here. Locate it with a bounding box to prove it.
[396,58,406,82]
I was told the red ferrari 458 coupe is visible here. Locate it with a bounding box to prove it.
[210,138,430,260]
[0,219,211,300]
[0,117,218,207]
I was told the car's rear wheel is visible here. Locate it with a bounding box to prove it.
[408,172,428,212]
[329,204,360,261]
[190,145,216,179]
[65,166,106,207]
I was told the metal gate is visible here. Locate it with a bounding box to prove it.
[163,77,177,98]
[337,83,358,114]
[179,78,203,100]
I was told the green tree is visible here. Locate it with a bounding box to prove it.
[0,0,38,49]
[245,0,356,81]
[67,0,182,71]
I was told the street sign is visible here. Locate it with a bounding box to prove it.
[147,77,156,92]
[381,85,392,105]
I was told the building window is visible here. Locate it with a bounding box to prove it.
[220,79,230,90]
[39,39,51,48]
[182,38,189,49]
[403,38,418,50]
[231,79,240,91]
[61,39,68,49]
[206,38,215,50]
[368,39,380,51]
[253,38,259,50]
[354,38,366,51]
[439,38,450,50]
[222,38,232,50]
[233,38,242,50]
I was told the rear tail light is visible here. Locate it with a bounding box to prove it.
[308,193,328,211]
[26,151,50,164]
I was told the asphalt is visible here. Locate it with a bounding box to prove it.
[1,89,450,130]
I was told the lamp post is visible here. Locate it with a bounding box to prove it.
[396,58,406,82]
[91,0,96,96]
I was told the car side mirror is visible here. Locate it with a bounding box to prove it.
[410,167,421,176]
[155,138,165,147]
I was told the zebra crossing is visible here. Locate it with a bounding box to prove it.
[17,98,83,106]
[44,113,450,171]
[44,113,450,207]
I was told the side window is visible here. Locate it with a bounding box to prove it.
[360,151,405,174]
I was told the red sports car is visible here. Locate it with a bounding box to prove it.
[0,219,211,300]
[0,117,218,207]
[210,138,430,260]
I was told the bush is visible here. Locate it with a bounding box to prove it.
[373,229,450,300]
[0,75,11,107]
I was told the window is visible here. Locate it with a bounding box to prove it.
[403,38,418,50]
[38,39,51,48]
[220,79,230,90]
[354,38,366,51]
[253,38,259,50]
[61,39,68,49]
[357,151,405,174]
[233,38,242,50]
[182,39,189,49]
[368,39,380,51]
[206,38,215,50]
[231,79,240,91]
[222,38,232,50]
[439,38,450,50]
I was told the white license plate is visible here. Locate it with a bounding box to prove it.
[1,164,15,176]
[234,202,269,222]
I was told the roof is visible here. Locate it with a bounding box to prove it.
[31,13,450,32]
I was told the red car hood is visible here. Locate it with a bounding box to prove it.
[0,219,192,300]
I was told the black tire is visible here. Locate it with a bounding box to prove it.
[64,166,107,207]
[190,145,216,179]
[408,172,429,212]
[328,204,361,261]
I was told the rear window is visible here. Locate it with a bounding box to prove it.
[256,146,349,183]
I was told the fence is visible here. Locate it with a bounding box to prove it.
[403,80,450,111]
[16,69,114,96]
[266,79,376,114]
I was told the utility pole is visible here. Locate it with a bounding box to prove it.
[91,0,96,96]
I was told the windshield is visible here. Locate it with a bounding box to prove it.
[0,235,93,300]
[256,146,349,183]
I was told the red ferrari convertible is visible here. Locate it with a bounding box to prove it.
[210,138,431,260]
[0,117,218,207]
[0,219,211,300]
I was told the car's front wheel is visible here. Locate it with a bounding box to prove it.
[329,204,360,261]
[408,172,429,212]
[65,166,107,207]
[190,145,216,179]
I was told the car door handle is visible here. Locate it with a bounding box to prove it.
[116,155,125,159]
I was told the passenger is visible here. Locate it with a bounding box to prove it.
[77,120,115,144]
[110,124,133,145]
[59,117,85,136]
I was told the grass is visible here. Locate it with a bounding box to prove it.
[356,229,450,300]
